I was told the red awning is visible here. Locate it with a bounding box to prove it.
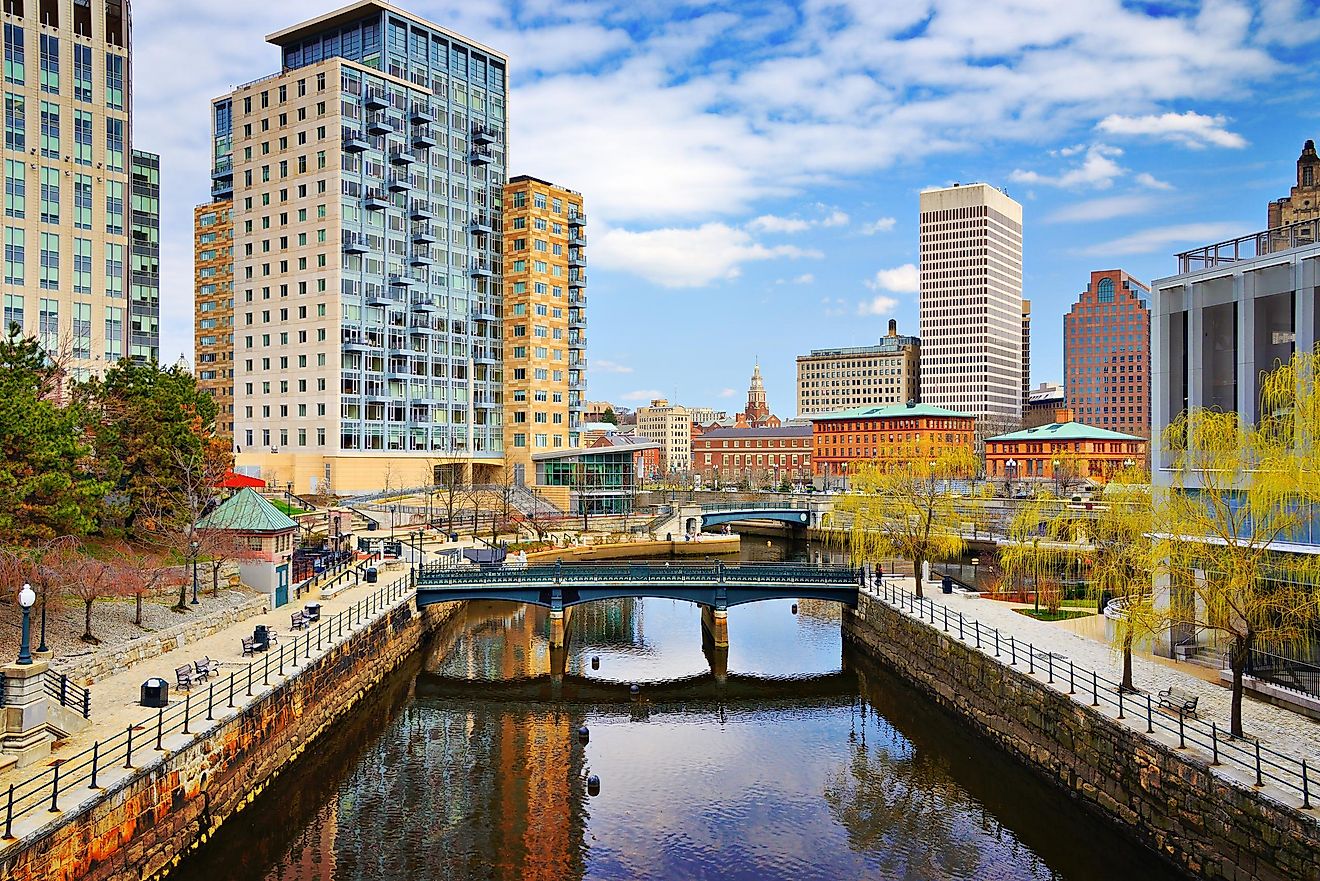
[217,471,266,489]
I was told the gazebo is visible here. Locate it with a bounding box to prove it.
[197,487,298,607]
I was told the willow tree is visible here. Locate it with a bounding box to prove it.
[833,445,979,598]
[1001,471,1163,691]
[1159,350,1320,737]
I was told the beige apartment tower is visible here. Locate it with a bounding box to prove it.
[2,0,159,375]
[636,398,691,475]
[501,175,586,485]
[918,183,1024,422]
[795,319,920,416]
[194,200,234,436]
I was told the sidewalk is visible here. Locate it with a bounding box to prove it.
[0,562,413,844]
[896,576,1320,771]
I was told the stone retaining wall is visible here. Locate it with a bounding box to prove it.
[844,592,1320,881]
[2,596,456,881]
[53,595,270,686]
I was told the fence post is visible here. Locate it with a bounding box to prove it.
[1068,661,1074,694]
[60,673,67,706]
[1146,694,1153,734]
[1211,723,1220,765]
[48,762,60,812]
[4,783,12,838]
[1027,643,1033,674]
[942,606,948,632]
[125,725,134,768]
[183,693,191,735]
[82,688,90,719]
[1118,687,1125,720]
[227,673,236,709]
[1047,653,1053,684]
[1010,636,1017,666]
[263,653,270,687]
[247,664,253,697]
[958,613,964,641]
[1254,740,1263,786]
[155,707,164,750]
[1091,671,1098,706]
[207,683,215,721]
[975,622,981,650]
[1303,761,1311,810]
[279,644,285,678]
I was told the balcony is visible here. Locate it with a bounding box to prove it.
[568,210,587,227]
[413,129,438,150]
[210,178,233,199]
[468,146,493,166]
[389,272,417,287]
[409,249,434,267]
[364,91,390,111]
[569,231,586,247]
[363,190,390,211]
[472,303,499,322]
[468,214,497,235]
[343,131,370,153]
[569,311,586,329]
[473,349,499,365]
[569,291,586,306]
[409,200,435,221]
[410,104,436,126]
[342,233,370,254]
[471,124,497,145]
[412,225,438,245]
[365,288,394,307]
[569,332,585,347]
[469,258,495,278]
[410,319,438,335]
[342,333,369,352]
[412,294,438,312]
[388,148,416,166]
[386,174,412,193]
[569,276,585,291]
[569,250,585,268]
[366,114,397,136]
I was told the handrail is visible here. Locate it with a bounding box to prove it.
[417,560,862,587]
[866,578,1317,811]
[1245,648,1320,699]
[44,673,91,719]
[1,574,415,834]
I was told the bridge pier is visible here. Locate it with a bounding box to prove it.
[700,605,729,649]
[548,606,574,650]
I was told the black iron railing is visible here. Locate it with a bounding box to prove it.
[44,673,91,719]
[1246,649,1320,699]
[866,577,1316,811]
[1,575,414,836]
[416,560,862,587]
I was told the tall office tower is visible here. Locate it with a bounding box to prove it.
[2,0,157,374]
[212,2,507,494]
[194,198,235,436]
[1021,299,1031,413]
[501,175,585,485]
[918,183,1023,423]
[795,319,920,416]
[1064,269,1151,437]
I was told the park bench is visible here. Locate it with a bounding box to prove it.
[175,665,196,691]
[290,611,309,630]
[194,658,220,680]
[1157,686,1199,716]
[241,637,257,657]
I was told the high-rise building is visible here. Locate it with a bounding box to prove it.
[204,2,508,494]
[501,175,585,486]
[1021,299,1031,410]
[1064,270,1151,437]
[1267,139,1320,238]
[194,199,235,436]
[635,398,692,475]
[795,319,920,416]
[2,0,157,374]
[918,183,1023,422]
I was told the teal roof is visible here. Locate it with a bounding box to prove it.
[987,420,1143,443]
[197,487,299,533]
[809,402,974,421]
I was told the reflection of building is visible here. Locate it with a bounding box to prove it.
[636,398,692,475]
[984,408,1147,483]
[692,425,812,488]
[533,443,659,515]
[1064,270,1151,437]
[809,401,975,481]
[795,320,920,416]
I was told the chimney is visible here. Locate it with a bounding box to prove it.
[1055,407,1074,424]
[887,318,897,337]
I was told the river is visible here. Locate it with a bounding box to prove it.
[177,537,1179,881]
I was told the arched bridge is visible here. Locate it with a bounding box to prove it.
[651,500,832,537]
[415,560,861,612]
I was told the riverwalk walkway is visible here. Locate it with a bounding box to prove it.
[0,563,414,845]
[875,575,1320,812]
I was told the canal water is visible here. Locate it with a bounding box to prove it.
[178,540,1179,881]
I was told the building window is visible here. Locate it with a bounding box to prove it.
[1096,277,1115,303]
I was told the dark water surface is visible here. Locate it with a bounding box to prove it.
[178,542,1179,881]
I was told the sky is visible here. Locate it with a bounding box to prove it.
[134,0,1320,418]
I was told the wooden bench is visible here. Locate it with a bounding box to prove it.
[241,637,257,657]
[1158,686,1199,716]
[290,611,309,630]
[175,665,196,691]
[194,658,220,680]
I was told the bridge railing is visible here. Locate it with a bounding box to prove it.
[866,577,1318,812]
[697,502,813,513]
[416,560,861,587]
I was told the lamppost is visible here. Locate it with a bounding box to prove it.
[190,540,200,604]
[17,583,35,665]
[390,504,398,541]
[1006,458,1018,497]
[1052,458,1061,497]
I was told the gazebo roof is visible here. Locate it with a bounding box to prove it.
[197,487,298,533]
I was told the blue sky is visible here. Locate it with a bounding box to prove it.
[136,0,1320,418]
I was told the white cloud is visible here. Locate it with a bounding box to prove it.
[1096,111,1247,149]
[821,210,850,227]
[748,214,812,233]
[861,217,898,234]
[594,359,634,374]
[1134,172,1175,191]
[592,223,820,287]
[1046,194,1158,223]
[858,295,900,316]
[1010,145,1125,190]
[867,263,920,294]
[791,273,816,285]
[621,389,667,403]
[1080,222,1250,256]
[718,388,737,398]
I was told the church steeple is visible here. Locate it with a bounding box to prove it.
[745,359,770,424]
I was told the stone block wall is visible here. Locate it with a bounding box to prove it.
[2,598,457,881]
[844,593,1320,881]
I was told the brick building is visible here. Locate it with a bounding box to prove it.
[984,409,1147,485]
[692,425,812,489]
[1267,138,1320,252]
[1063,269,1151,437]
[809,401,974,483]
[194,201,235,437]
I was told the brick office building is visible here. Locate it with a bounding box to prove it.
[1063,269,1151,438]
[809,401,974,485]
[692,425,812,489]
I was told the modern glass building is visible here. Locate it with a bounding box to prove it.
[205,2,508,493]
[534,446,655,516]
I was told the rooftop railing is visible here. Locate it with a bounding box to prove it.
[1176,219,1320,273]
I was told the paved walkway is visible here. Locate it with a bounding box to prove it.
[874,576,1320,812]
[0,562,414,845]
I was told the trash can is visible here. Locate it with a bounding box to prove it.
[365,566,378,584]
[366,520,378,531]
[304,602,322,622]
[253,624,269,650]
[449,532,459,542]
[140,678,169,708]
[941,575,953,594]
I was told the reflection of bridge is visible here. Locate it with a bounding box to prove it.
[416,561,862,652]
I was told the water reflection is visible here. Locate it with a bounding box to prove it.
[178,543,1177,881]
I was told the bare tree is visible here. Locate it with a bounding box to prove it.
[65,550,117,644]
[141,447,227,612]
[109,543,172,628]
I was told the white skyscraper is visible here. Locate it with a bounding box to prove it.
[918,183,1024,423]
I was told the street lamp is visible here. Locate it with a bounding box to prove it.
[390,504,398,541]
[190,539,200,604]
[1006,458,1018,494]
[17,583,35,665]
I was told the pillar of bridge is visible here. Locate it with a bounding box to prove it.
[700,605,729,649]
[548,606,573,651]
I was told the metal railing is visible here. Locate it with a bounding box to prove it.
[417,560,862,587]
[1245,649,1320,699]
[1175,219,1320,273]
[866,577,1316,811]
[0,575,414,836]
[44,673,91,719]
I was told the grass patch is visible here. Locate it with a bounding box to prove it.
[1013,608,1093,622]
[267,497,306,516]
